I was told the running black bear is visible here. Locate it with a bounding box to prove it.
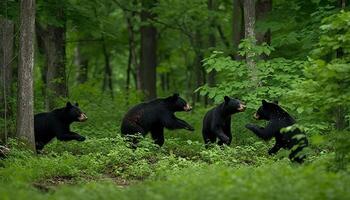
[121,93,194,146]
[245,100,308,163]
[202,96,246,146]
[34,102,88,151]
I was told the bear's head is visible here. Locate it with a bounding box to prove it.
[253,100,280,120]
[223,96,246,114]
[65,102,88,122]
[165,93,192,112]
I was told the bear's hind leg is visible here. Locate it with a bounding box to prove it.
[151,127,165,146]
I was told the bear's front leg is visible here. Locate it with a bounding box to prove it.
[245,124,273,141]
[175,118,194,131]
[214,128,230,145]
[56,131,86,142]
[164,116,194,131]
[70,131,86,141]
[268,142,281,155]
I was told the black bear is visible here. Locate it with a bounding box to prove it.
[202,96,246,146]
[121,93,194,146]
[34,102,88,151]
[245,100,308,163]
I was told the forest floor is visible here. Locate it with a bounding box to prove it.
[1,100,349,200]
[0,132,349,200]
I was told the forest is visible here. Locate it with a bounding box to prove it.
[0,0,350,199]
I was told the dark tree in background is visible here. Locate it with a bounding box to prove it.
[232,0,244,59]
[17,0,36,151]
[75,43,89,84]
[36,1,67,110]
[0,18,14,143]
[140,0,157,100]
[256,0,272,45]
[102,36,114,98]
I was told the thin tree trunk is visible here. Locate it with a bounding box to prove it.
[256,0,272,45]
[44,25,67,110]
[194,30,205,103]
[140,0,157,100]
[208,0,216,88]
[74,43,88,84]
[102,38,114,98]
[243,0,258,86]
[232,0,244,59]
[0,18,14,144]
[333,0,348,131]
[36,26,47,100]
[37,6,67,110]
[17,0,36,152]
[126,11,138,91]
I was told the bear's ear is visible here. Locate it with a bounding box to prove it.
[66,102,72,108]
[167,93,179,101]
[75,102,79,107]
[224,96,230,103]
[170,93,179,101]
[262,100,268,106]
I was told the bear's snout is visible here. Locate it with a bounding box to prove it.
[253,113,260,120]
[237,104,246,112]
[184,104,192,111]
[78,113,88,122]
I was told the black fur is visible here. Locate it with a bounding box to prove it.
[34,102,87,151]
[245,100,308,163]
[121,93,194,146]
[202,96,246,146]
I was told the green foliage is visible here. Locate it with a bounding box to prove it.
[286,11,350,129]
[1,1,350,199]
[198,40,304,108]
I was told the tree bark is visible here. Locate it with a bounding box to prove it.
[126,9,139,91]
[140,0,157,100]
[232,0,244,59]
[243,0,258,86]
[17,0,36,152]
[207,0,216,89]
[74,43,88,84]
[37,6,67,110]
[193,31,205,104]
[0,18,14,143]
[333,0,348,130]
[256,0,272,45]
[36,26,48,99]
[102,37,114,98]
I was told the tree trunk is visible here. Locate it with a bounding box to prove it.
[102,38,114,98]
[0,18,14,144]
[243,0,258,86]
[36,26,48,100]
[37,6,67,110]
[193,31,205,104]
[17,0,36,152]
[140,0,157,100]
[333,0,348,131]
[126,10,138,91]
[208,0,216,87]
[232,0,244,59]
[74,43,88,84]
[256,0,272,45]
